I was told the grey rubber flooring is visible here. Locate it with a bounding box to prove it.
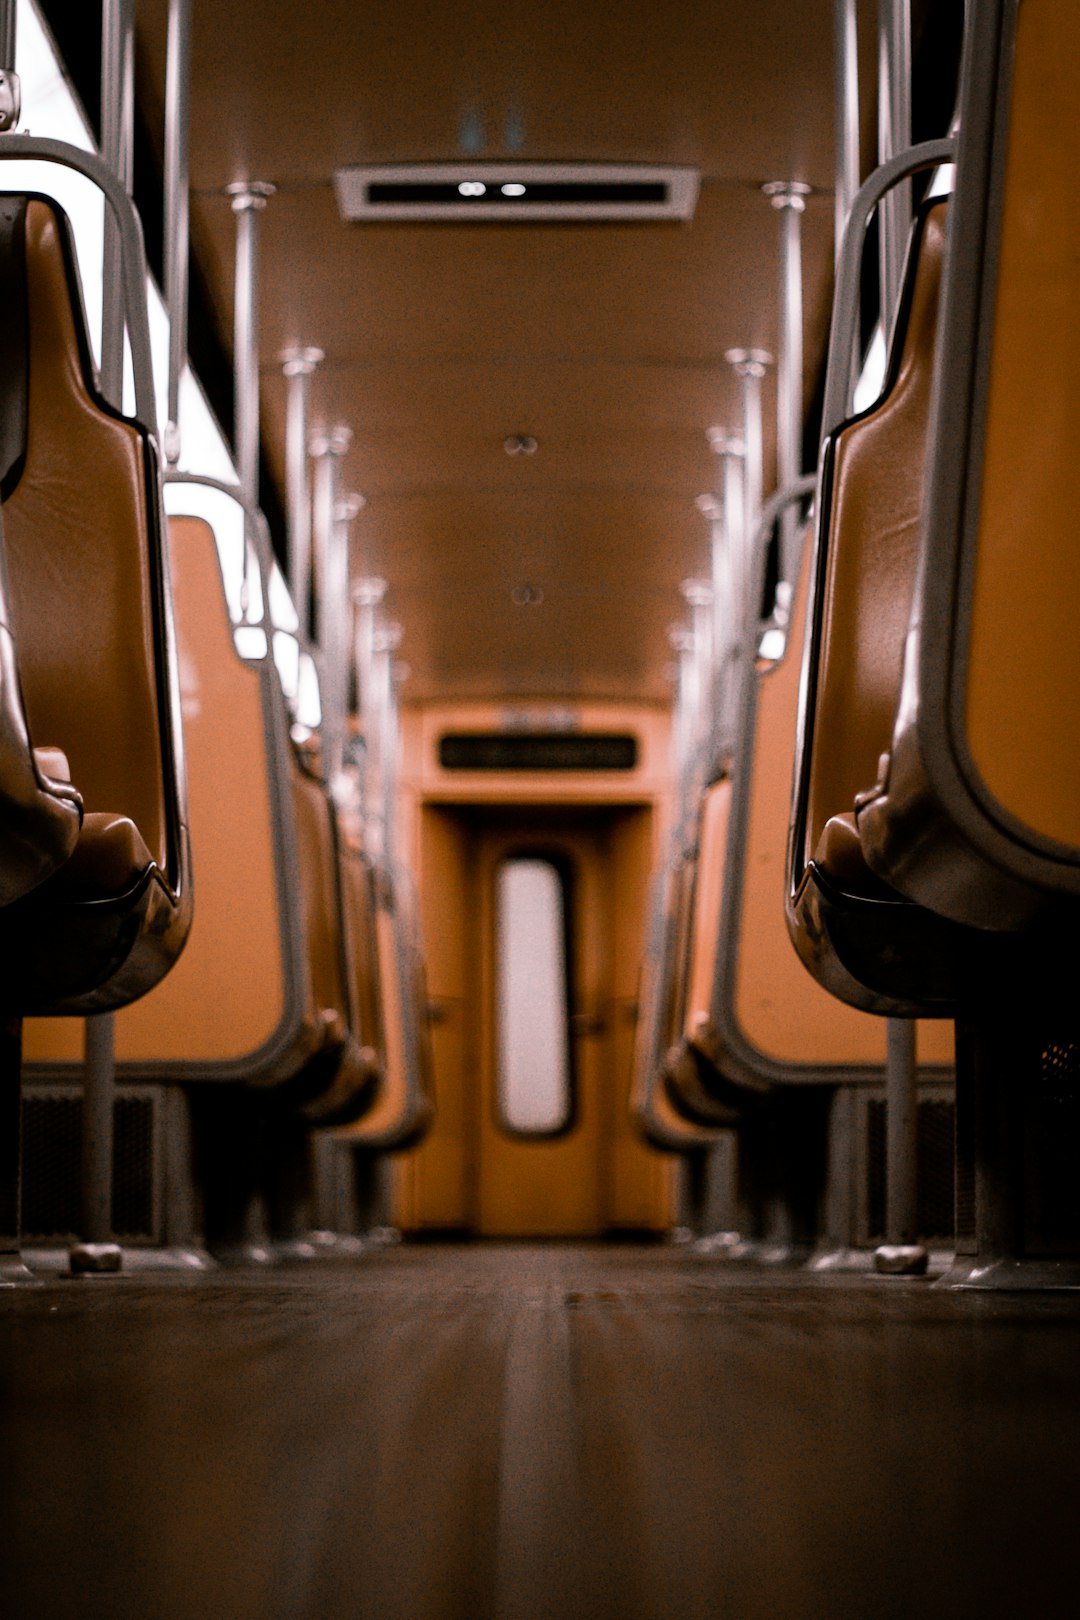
[2,1242,1079,1620]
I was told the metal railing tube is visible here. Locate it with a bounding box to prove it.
[309,426,352,787]
[0,0,19,133]
[724,348,772,583]
[764,182,811,590]
[71,0,138,1274]
[227,180,275,507]
[834,0,861,268]
[281,347,324,629]
[100,0,135,407]
[163,0,192,465]
[821,138,956,439]
[351,576,387,809]
[878,0,913,338]
[372,621,403,866]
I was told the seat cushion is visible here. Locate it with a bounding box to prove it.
[46,812,153,902]
[814,812,904,903]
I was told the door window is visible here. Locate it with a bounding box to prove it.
[495,857,573,1134]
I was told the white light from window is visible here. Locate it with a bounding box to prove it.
[925,163,955,200]
[296,650,322,729]
[758,627,787,663]
[163,481,263,627]
[233,626,268,661]
[496,858,572,1135]
[853,322,887,414]
[14,0,237,486]
[266,560,301,633]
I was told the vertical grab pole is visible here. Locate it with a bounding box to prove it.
[876,0,921,1281]
[835,0,861,404]
[163,0,192,466]
[724,348,773,622]
[706,432,746,638]
[694,494,727,774]
[226,180,276,508]
[762,182,810,593]
[680,577,714,736]
[834,0,861,269]
[668,624,697,814]
[0,5,28,1286]
[0,0,20,133]
[73,0,138,1276]
[100,0,134,406]
[281,347,325,632]
[372,622,403,870]
[877,1020,927,1274]
[877,0,912,340]
[309,426,353,791]
[352,576,387,820]
[330,489,364,792]
[705,433,749,761]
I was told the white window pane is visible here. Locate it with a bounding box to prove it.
[496,859,571,1134]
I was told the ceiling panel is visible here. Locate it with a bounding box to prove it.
[135,0,853,703]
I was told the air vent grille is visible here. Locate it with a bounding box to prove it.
[21,1085,160,1242]
[334,164,699,223]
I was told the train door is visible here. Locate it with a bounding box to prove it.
[398,802,674,1235]
[473,820,607,1236]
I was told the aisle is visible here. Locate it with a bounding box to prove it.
[2,1244,1079,1619]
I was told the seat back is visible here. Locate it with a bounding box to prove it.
[631,819,728,1146]
[783,197,974,1014]
[24,500,370,1123]
[0,518,81,903]
[859,0,1080,928]
[338,860,432,1149]
[2,197,172,874]
[0,191,190,1011]
[703,526,954,1077]
[799,200,947,875]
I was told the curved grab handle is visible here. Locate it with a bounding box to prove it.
[164,470,279,635]
[751,473,818,578]
[822,137,956,439]
[0,134,158,437]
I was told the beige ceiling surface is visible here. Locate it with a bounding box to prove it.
[136,0,853,702]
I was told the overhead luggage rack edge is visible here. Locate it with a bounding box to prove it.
[333,163,700,223]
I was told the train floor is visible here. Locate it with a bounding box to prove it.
[2,1241,1079,1620]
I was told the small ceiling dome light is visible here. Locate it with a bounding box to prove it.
[512,583,544,606]
[458,180,487,197]
[504,434,538,456]
[501,182,527,197]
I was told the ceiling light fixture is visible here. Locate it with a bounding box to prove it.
[334,164,699,222]
[504,434,538,456]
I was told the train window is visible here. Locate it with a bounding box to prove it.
[266,560,300,633]
[163,481,266,641]
[13,0,236,484]
[496,857,573,1135]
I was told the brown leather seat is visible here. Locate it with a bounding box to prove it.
[0,195,190,1011]
[633,814,738,1145]
[858,0,1080,932]
[786,198,972,1014]
[337,855,432,1149]
[23,507,376,1128]
[0,568,82,904]
[664,526,954,1121]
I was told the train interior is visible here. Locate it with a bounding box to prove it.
[2,0,1079,1615]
